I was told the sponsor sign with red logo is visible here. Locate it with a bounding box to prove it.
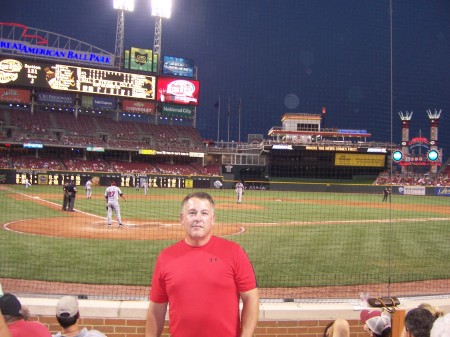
[122,99,155,114]
[0,87,29,103]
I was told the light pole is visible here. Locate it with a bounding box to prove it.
[113,0,135,70]
[151,0,172,73]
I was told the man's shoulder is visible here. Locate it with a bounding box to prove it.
[84,330,107,337]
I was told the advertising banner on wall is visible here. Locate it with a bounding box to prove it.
[122,99,155,114]
[81,95,93,108]
[398,186,426,196]
[0,87,29,103]
[434,187,450,197]
[161,103,194,118]
[37,91,73,105]
[156,77,199,105]
[162,55,194,77]
[130,47,153,72]
[334,153,385,167]
[93,96,116,110]
[0,58,156,100]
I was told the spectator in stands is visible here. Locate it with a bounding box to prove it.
[418,303,445,322]
[362,311,391,337]
[53,296,106,337]
[145,192,259,337]
[323,318,350,337]
[0,293,51,337]
[402,308,434,337]
[430,313,450,337]
[0,311,12,337]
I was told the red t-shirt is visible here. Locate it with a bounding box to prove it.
[150,236,257,337]
[8,319,52,337]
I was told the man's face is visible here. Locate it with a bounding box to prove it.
[180,197,215,246]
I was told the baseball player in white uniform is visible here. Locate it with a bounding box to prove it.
[25,178,32,189]
[235,180,244,204]
[104,181,127,228]
[143,181,149,195]
[85,179,92,199]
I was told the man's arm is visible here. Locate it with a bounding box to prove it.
[145,301,168,337]
[0,312,11,337]
[240,288,259,337]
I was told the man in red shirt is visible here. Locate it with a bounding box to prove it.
[0,293,51,337]
[145,192,259,337]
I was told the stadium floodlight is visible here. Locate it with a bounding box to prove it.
[113,0,135,11]
[113,0,134,69]
[151,0,172,18]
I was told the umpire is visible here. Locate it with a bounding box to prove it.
[66,180,77,212]
[62,181,69,211]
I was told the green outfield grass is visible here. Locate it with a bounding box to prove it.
[1,184,449,289]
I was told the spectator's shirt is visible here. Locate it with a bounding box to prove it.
[8,319,52,337]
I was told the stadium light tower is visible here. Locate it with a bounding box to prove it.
[113,0,135,69]
[151,0,172,72]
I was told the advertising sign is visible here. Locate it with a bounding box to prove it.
[157,77,199,105]
[93,96,116,110]
[162,55,194,77]
[398,186,425,196]
[0,58,156,100]
[435,187,450,197]
[161,103,194,118]
[37,91,73,105]
[81,95,93,108]
[130,47,153,72]
[0,87,29,103]
[334,153,385,167]
[122,99,155,114]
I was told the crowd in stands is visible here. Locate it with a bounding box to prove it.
[0,109,206,152]
[0,154,221,176]
[374,171,450,186]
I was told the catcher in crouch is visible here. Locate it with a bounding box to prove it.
[104,181,127,228]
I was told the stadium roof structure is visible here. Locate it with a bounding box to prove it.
[0,22,115,68]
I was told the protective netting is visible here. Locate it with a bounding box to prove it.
[0,1,449,301]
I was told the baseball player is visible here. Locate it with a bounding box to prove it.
[235,180,244,204]
[104,180,127,228]
[143,181,149,195]
[85,179,92,199]
[25,178,31,189]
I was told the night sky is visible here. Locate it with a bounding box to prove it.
[1,0,449,160]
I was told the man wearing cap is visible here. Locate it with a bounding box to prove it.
[0,293,51,337]
[54,296,106,337]
[361,309,391,337]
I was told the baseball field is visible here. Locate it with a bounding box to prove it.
[1,183,449,299]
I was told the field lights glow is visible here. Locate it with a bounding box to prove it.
[113,0,134,11]
[151,0,172,18]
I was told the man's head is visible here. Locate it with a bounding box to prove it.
[0,293,22,317]
[404,308,434,337]
[110,180,116,186]
[180,192,215,247]
[56,296,80,329]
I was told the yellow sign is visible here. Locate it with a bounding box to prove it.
[185,179,193,189]
[139,149,157,155]
[335,153,385,167]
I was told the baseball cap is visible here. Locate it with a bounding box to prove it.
[0,293,22,316]
[366,315,391,335]
[56,296,79,318]
[360,309,382,323]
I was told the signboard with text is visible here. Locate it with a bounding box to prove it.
[0,58,156,100]
[156,77,199,105]
[122,99,155,114]
[0,87,29,103]
[162,55,194,77]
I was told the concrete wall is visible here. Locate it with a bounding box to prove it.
[20,297,450,337]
